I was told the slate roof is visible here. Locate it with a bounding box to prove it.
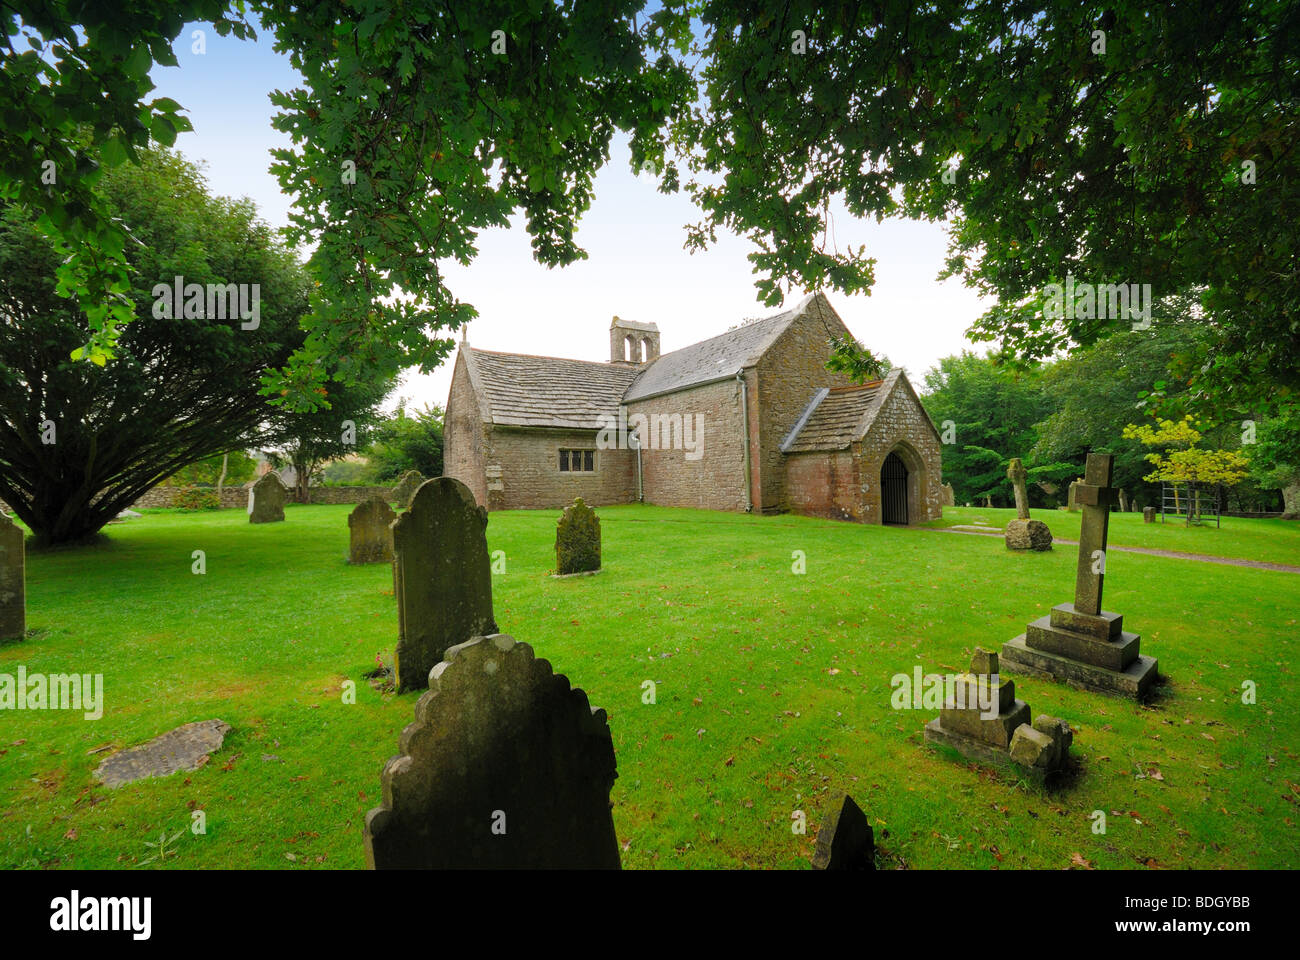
[781,372,898,453]
[621,293,819,403]
[462,348,640,430]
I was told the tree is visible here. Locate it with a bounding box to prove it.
[1032,320,1204,506]
[9,3,1297,414]
[1247,405,1300,519]
[920,353,1050,506]
[0,147,310,544]
[0,3,252,363]
[363,403,445,482]
[671,2,1300,412]
[825,337,890,384]
[265,376,395,502]
[167,451,257,488]
[1123,417,1250,524]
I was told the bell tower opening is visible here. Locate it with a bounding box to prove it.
[610,316,660,365]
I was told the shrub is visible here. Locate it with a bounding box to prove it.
[172,487,221,511]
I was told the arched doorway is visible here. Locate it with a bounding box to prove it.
[881,452,909,525]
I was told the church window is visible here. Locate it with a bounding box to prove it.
[558,449,595,473]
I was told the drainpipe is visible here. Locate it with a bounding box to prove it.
[634,431,643,502]
[736,370,753,512]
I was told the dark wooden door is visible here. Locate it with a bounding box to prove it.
[881,452,908,525]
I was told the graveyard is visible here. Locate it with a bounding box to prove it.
[1,500,1296,870]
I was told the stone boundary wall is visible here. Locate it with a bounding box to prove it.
[129,484,396,510]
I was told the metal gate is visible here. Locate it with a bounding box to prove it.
[881,452,909,525]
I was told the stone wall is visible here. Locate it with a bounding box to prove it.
[630,378,749,512]
[754,295,854,512]
[130,484,394,510]
[481,426,636,511]
[444,350,488,506]
[784,447,865,521]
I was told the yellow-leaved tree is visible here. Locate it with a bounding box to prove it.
[1122,417,1249,525]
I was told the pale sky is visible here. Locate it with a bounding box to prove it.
[151,16,993,411]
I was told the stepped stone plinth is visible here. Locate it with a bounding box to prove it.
[1000,454,1159,700]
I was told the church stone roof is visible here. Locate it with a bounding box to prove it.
[462,347,640,430]
[781,371,902,453]
[621,293,822,403]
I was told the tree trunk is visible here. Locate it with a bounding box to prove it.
[1282,481,1300,520]
[217,453,228,501]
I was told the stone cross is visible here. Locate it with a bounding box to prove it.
[0,511,25,641]
[1006,458,1030,520]
[364,634,621,869]
[1072,453,1119,616]
[391,477,496,693]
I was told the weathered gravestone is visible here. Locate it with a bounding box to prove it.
[392,477,497,693]
[390,470,424,509]
[941,483,956,507]
[923,648,1072,781]
[247,473,288,523]
[556,497,601,575]
[1143,506,1157,524]
[95,719,231,788]
[347,496,396,564]
[811,794,875,870]
[1004,458,1053,551]
[1001,453,1159,699]
[0,511,24,641]
[1066,478,1083,512]
[364,633,621,869]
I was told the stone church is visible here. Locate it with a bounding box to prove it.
[444,292,943,524]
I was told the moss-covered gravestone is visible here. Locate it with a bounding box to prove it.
[247,473,288,523]
[347,496,396,564]
[390,470,424,509]
[1001,453,1159,699]
[0,511,24,641]
[391,477,497,693]
[1066,478,1083,512]
[556,497,601,575]
[364,634,621,869]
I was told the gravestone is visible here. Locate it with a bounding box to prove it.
[392,477,496,693]
[1143,506,1156,524]
[0,511,24,640]
[347,496,396,564]
[1004,458,1052,551]
[95,719,231,788]
[1066,478,1083,511]
[1001,453,1159,699]
[247,473,288,523]
[364,634,621,869]
[556,498,601,575]
[390,470,424,509]
[941,483,956,507]
[923,648,1072,781]
[811,794,874,870]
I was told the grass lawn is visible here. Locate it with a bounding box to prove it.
[923,505,1300,567]
[2,503,1297,869]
